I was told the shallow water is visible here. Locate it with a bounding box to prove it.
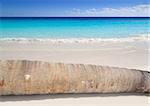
[0,17,149,39]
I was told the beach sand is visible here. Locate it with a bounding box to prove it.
[0,39,149,105]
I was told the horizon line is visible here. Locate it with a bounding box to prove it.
[0,16,150,18]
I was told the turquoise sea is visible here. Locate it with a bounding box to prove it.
[0,17,149,39]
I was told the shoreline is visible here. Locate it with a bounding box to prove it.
[0,35,149,43]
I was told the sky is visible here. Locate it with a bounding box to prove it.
[0,0,149,17]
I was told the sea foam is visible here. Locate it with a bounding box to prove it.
[0,35,149,43]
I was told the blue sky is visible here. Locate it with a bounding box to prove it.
[0,0,149,17]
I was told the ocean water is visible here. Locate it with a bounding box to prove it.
[0,17,149,39]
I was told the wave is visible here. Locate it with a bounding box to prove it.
[0,35,149,43]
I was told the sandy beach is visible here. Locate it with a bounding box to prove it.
[0,37,149,70]
[0,38,149,105]
[0,0,149,105]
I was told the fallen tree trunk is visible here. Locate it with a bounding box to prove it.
[0,60,149,95]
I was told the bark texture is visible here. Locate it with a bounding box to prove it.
[0,60,149,95]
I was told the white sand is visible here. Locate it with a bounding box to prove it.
[0,39,149,106]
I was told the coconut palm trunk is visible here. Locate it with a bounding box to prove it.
[0,60,149,95]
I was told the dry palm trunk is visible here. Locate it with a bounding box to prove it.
[0,60,149,95]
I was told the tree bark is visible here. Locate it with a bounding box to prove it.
[0,60,149,95]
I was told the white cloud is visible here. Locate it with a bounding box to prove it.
[69,4,150,17]
[70,8,81,15]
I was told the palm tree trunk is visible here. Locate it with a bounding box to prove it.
[0,60,149,95]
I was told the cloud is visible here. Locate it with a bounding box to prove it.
[69,4,150,17]
[70,8,81,15]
